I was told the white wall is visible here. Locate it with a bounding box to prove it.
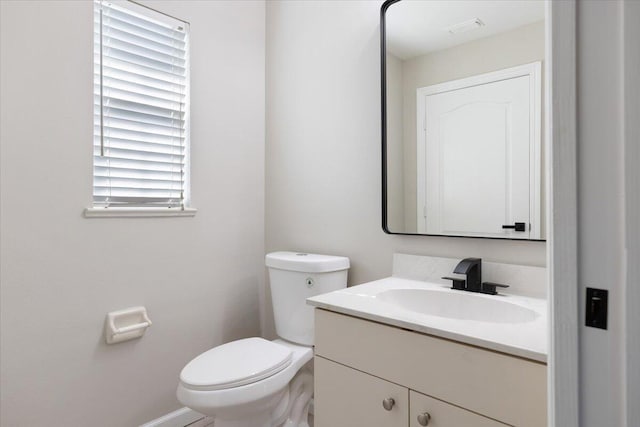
[265,0,545,337]
[0,1,265,426]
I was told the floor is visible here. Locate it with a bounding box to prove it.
[185,415,313,427]
[186,416,214,427]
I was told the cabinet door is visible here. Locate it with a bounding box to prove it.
[314,356,408,427]
[410,390,509,427]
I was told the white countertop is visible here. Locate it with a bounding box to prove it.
[307,277,548,363]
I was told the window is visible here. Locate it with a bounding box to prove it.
[88,0,193,217]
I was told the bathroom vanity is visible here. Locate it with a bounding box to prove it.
[307,256,548,427]
[312,309,545,427]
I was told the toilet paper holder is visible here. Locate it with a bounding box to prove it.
[104,306,152,344]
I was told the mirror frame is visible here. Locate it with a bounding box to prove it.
[380,0,545,241]
[380,0,401,235]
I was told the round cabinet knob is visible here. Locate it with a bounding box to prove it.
[382,398,395,411]
[417,412,431,426]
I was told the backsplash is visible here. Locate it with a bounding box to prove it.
[392,253,547,299]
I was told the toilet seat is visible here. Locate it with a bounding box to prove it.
[177,339,314,417]
[180,338,293,391]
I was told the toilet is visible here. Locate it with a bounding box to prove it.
[177,251,350,427]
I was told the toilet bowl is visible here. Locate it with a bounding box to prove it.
[177,338,313,427]
[177,252,349,427]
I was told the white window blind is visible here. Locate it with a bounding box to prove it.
[93,0,189,209]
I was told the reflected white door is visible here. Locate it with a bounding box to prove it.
[417,64,540,239]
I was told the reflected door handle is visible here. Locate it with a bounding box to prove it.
[502,222,526,232]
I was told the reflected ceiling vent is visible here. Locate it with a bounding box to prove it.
[445,18,485,35]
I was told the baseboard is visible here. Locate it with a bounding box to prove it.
[139,407,205,427]
[140,399,313,426]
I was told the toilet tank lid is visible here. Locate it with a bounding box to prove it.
[266,251,350,273]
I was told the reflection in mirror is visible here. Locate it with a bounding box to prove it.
[382,0,546,240]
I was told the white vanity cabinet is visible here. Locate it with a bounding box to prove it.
[315,356,508,427]
[313,308,547,427]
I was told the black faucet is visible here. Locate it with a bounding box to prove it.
[442,258,510,295]
[454,257,482,292]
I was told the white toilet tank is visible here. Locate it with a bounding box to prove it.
[266,252,349,346]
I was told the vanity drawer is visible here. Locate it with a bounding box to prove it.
[314,309,546,427]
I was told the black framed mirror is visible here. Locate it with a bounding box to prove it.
[381,0,546,241]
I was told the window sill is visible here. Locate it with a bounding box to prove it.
[83,207,197,218]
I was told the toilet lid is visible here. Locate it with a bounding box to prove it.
[179,337,293,391]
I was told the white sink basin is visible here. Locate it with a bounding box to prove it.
[307,277,548,361]
[376,288,538,323]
